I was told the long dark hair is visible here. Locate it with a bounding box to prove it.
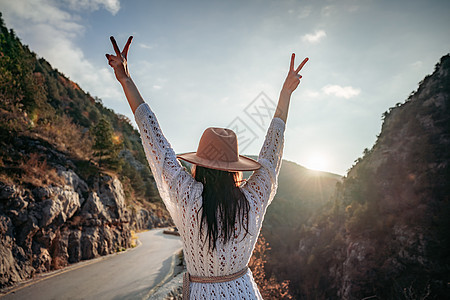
[192,165,250,251]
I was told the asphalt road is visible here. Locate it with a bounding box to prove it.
[1,229,182,300]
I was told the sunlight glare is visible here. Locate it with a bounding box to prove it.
[304,154,329,172]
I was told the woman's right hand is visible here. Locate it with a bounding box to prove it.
[274,53,308,123]
[106,36,133,83]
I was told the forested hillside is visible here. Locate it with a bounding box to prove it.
[261,160,341,286]
[0,14,162,209]
[270,55,450,299]
[0,14,171,288]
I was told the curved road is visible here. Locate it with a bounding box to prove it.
[1,229,182,300]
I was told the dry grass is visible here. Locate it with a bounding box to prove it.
[19,153,66,187]
[0,172,14,185]
[34,114,93,160]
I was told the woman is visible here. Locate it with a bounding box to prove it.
[106,36,308,299]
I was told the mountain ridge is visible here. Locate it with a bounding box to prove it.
[0,14,173,288]
[267,54,450,299]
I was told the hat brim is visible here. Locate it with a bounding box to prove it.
[176,152,261,172]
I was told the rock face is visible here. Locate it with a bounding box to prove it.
[272,55,450,299]
[0,169,169,288]
[0,16,173,289]
[333,54,450,299]
[129,206,169,230]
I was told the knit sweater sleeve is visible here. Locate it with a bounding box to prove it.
[134,102,199,225]
[241,117,286,212]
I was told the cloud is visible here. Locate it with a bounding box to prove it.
[0,0,122,102]
[322,85,361,99]
[139,43,154,50]
[302,30,326,44]
[321,5,335,17]
[348,5,359,13]
[64,0,120,15]
[411,61,423,68]
[152,85,162,90]
[0,0,83,33]
[288,6,312,19]
[298,6,312,19]
[303,90,320,98]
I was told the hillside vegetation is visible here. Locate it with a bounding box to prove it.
[0,14,164,214]
[267,55,450,299]
[0,14,172,288]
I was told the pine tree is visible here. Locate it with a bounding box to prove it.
[91,117,121,168]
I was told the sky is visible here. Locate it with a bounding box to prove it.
[1,0,449,175]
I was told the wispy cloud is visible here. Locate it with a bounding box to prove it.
[304,90,320,98]
[321,5,335,17]
[411,61,423,68]
[64,0,121,15]
[302,30,326,44]
[0,0,83,33]
[0,0,122,102]
[348,5,359,13]
[139,43,154,50]
[298,6,312,19]
[288,6,312,19]
[322,85,361,99]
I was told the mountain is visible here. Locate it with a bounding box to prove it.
[261,160,342,277]
[271,55,450,299]
[0,14,172,288]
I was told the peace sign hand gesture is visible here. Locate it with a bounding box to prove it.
[282,54,308,94]
[106,36,133,83]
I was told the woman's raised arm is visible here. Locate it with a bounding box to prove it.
[105,36,144,114]
[241,53,308,213]
[274,54,308,123]
[105,36,200,224]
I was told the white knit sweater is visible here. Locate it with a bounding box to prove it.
[134,102,285,299]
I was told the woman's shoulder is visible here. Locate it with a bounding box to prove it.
[179,177,204,208]
[239,186,259,208]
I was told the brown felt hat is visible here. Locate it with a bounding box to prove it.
[176,127,261,172]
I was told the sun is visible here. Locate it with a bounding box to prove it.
[304,154,329,172]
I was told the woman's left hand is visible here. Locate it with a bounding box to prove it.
[282,54,308,94]
[106,36,133,83]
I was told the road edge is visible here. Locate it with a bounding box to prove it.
[144,249,184,299]
[0,229,145,297]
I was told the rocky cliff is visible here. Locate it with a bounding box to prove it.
[0,15,172,288]
[0,124,172,289]
[0,172,172,287]
[334,54,450,299]
[261,160,342,283]
[281,54,450,299]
